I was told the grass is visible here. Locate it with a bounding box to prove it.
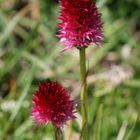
[0,0,140,140]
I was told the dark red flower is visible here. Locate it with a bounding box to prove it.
[58,0,104,51]
[32,81,76,128]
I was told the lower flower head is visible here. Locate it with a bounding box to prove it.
[31,81,76,128]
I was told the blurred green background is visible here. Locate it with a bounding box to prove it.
[0,0,140,140]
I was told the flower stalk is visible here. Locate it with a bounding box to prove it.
[67,120,72,140]
[79,48,88,140]
[54,126,63,140]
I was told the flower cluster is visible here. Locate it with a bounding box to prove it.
[32,81,75,128]
[58,0,104,51]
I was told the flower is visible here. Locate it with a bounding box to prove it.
[58,0,104,51]
[31,81,76,128]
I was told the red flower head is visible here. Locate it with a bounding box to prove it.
[58,0,104,51]
[32,81,76,128]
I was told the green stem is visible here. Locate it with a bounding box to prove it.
[54,126,62,140]
[79,48,88,140]
[67,120,72,140]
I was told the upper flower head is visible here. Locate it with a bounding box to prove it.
[58,0,104,51]
[32,81,76,128]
